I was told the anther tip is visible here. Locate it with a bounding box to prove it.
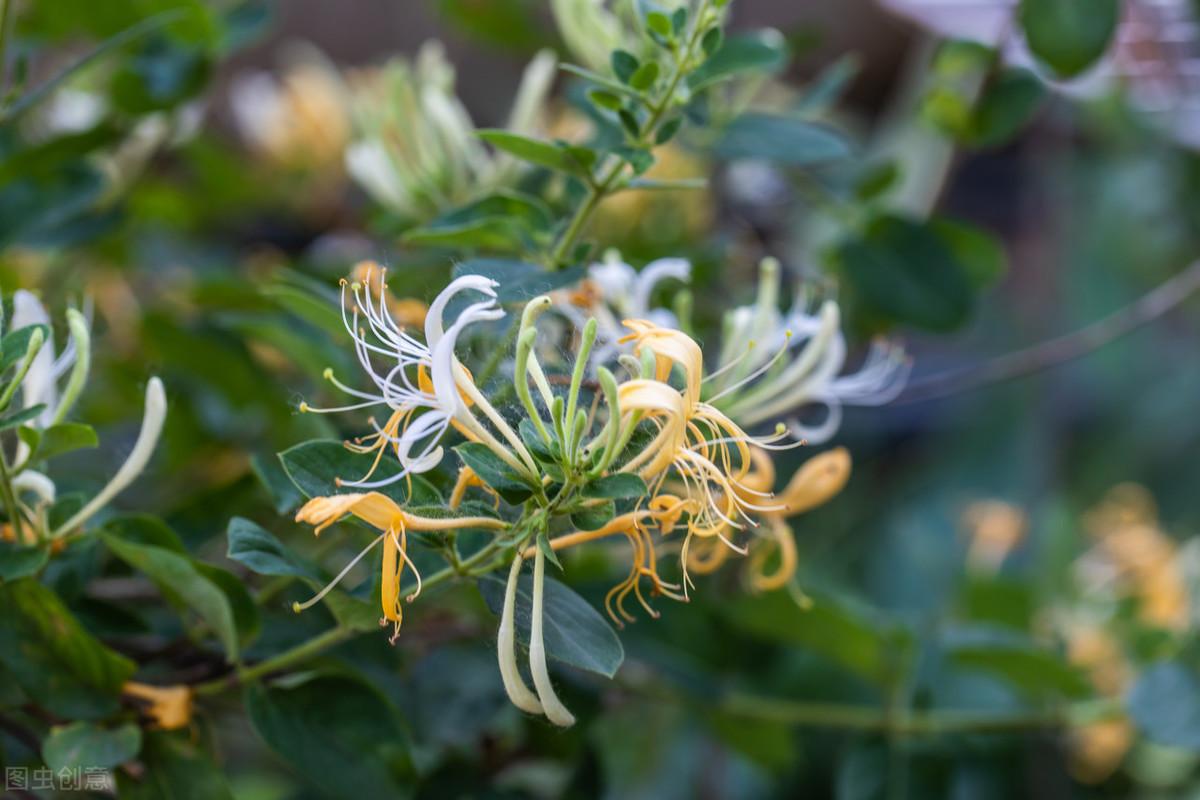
[298,401,309,413]
[334,477,344,487]
[322,367,333,380]
[291,602,302,614]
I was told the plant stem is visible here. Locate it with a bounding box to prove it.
[194,626,353,696]
[720,693,1123,735]
[546,0,713,269]
[0,447,26,544]
[900,258,1200,404]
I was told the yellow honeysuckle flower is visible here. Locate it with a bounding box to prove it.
[294,491,504,642]
[688,446,851,591]
[123,682,193,730]
[1081,484,1190,630]
[616,319,807,590]
[963,500,1027,573]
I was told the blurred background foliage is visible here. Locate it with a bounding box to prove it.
[1,0,1199,798]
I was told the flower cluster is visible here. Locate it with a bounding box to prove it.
[292,259,905,725]
[0,292,167,544]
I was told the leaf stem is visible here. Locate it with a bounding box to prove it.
[546,0,714,269]
[0,446,25,544]
[719,692,1123,735]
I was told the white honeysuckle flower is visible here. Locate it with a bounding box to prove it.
[557,251,691,367]
[705,259,910,444]
[346,42,557,221]
[52,377,167,538]
[304,269,526,488]
[10,290,90,429]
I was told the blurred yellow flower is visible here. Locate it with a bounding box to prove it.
[963,500,1027,573]
[1082,483,1189,630]
[230,44,350,173]
[123,682,193,730]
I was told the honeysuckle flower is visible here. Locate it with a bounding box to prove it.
[294,490,505,642]
[687,445,851,591]
[52,377,167,539]
[1061,623,1134,783]
[557,251,690,368]
[122,682,194,730]
[10,290,91,429]
[705,258,909,444]
[301,264,539,488]
[963,499,1027,573]
[230,43,350,172]
[614,320,804,588]
[346,42,557,222]
[1076,483,1190,630]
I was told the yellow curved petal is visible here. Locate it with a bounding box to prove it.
[778,448,851,516]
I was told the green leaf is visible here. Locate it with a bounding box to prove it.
[832,213,976,332]
[101,532,240,662]
[452,258,586,303]
[322,589,382,632]
[194,562,261,648]
[715,113,851,166]
[930,217,1007,289]
[246,675,414,800]
[645,11,673,39]
[583,473,648,499]
[0,404,45,431]
[1,324,48,372]
[477,130,587,175]
[967,68,1045,148]
[1019,0,1118,78]
[0,579,136,719]
[118,732,235,800]
[1129,662,1200,750]
[690,30,789,91]
[589,89,624,111]
[629,61,660,91]
[43,721,141,771]
[27,422,99,462]
[537,527,563,570]
[700,27,723,57]
[2,10,189,121]
[853,161,901,202]
[403,191,553,250]
[0,540,49,581]
[722,590,910,686]
[796,53,860,114]
[226,516,321,581]
[455,442,534,505]
[571,499,615,531]
[478,573,624,677]
[250,451,304,514]
[944,627,1091,698]
[655,116,684,145]
[278,440,440,507]
[612,50,640,84]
